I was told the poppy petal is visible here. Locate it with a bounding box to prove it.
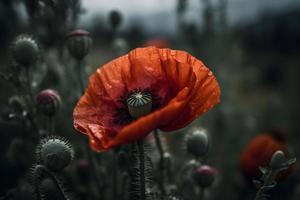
[158,49,221,131]
[73,47,221,152]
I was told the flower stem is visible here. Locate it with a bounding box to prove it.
[48,116,54,135]
[85,144,105,199]
[24,67,40,138]
[76,59,85,94]
[25,68,35,108]
[199,187,205,200]
[153,129,166,195]
[137,139,146,200]
[113,149,119,200]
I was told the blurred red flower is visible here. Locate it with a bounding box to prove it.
[144,37,169,48]
[73,47,220,151]
[240,133,294,181]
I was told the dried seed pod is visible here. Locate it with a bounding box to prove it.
[36,136,74,171]
[127,91,152,119]
[36,89,61,117]
[192,165,216,188]
[66,29,92,60]
[185,127,209,158]
[11,35,39,67]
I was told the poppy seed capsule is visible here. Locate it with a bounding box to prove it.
[66,29,92,60]
[109,10,122,29]
[186,127,209,157]
[193,165,216,188]
[127,91,152,119]
[36,89,61,116]
[36,136,74,171]
[270,150,286,170]
[11,35,39,67]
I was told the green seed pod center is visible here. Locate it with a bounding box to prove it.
[127,91,152,119]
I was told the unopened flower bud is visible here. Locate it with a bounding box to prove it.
[36,89,61,116]
[270,150,286,169]
[185,127,209,157]
[36,136,74,171]
[193,165,216,188]
[11,35,39,67]
[66,29,92,60]
[109,10,122,29]
[127,91,152,119]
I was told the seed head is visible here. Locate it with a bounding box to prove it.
[66,29,92,60]
[36,136,74,171]
[11,35,39,67]
[127,91,152,119]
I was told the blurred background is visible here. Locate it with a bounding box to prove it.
[0,0,300,200]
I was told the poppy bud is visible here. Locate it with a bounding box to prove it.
[270,150,286,170]
[36,89,61,117]
[11,35,39,67]
[127,91,152,119]
[109,10,122,29]
[185,127,209,158]
[36,136,74,171]
[66,29,92,60]
[192,165,216,188]
[240,134,294,181]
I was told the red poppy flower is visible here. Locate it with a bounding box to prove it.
[73,47,220,151]
[240,133,293,181]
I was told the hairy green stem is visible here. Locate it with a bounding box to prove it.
[153,129,166,195]
[137,139,146,200]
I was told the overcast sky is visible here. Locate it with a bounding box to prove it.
[79,0,300,35]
